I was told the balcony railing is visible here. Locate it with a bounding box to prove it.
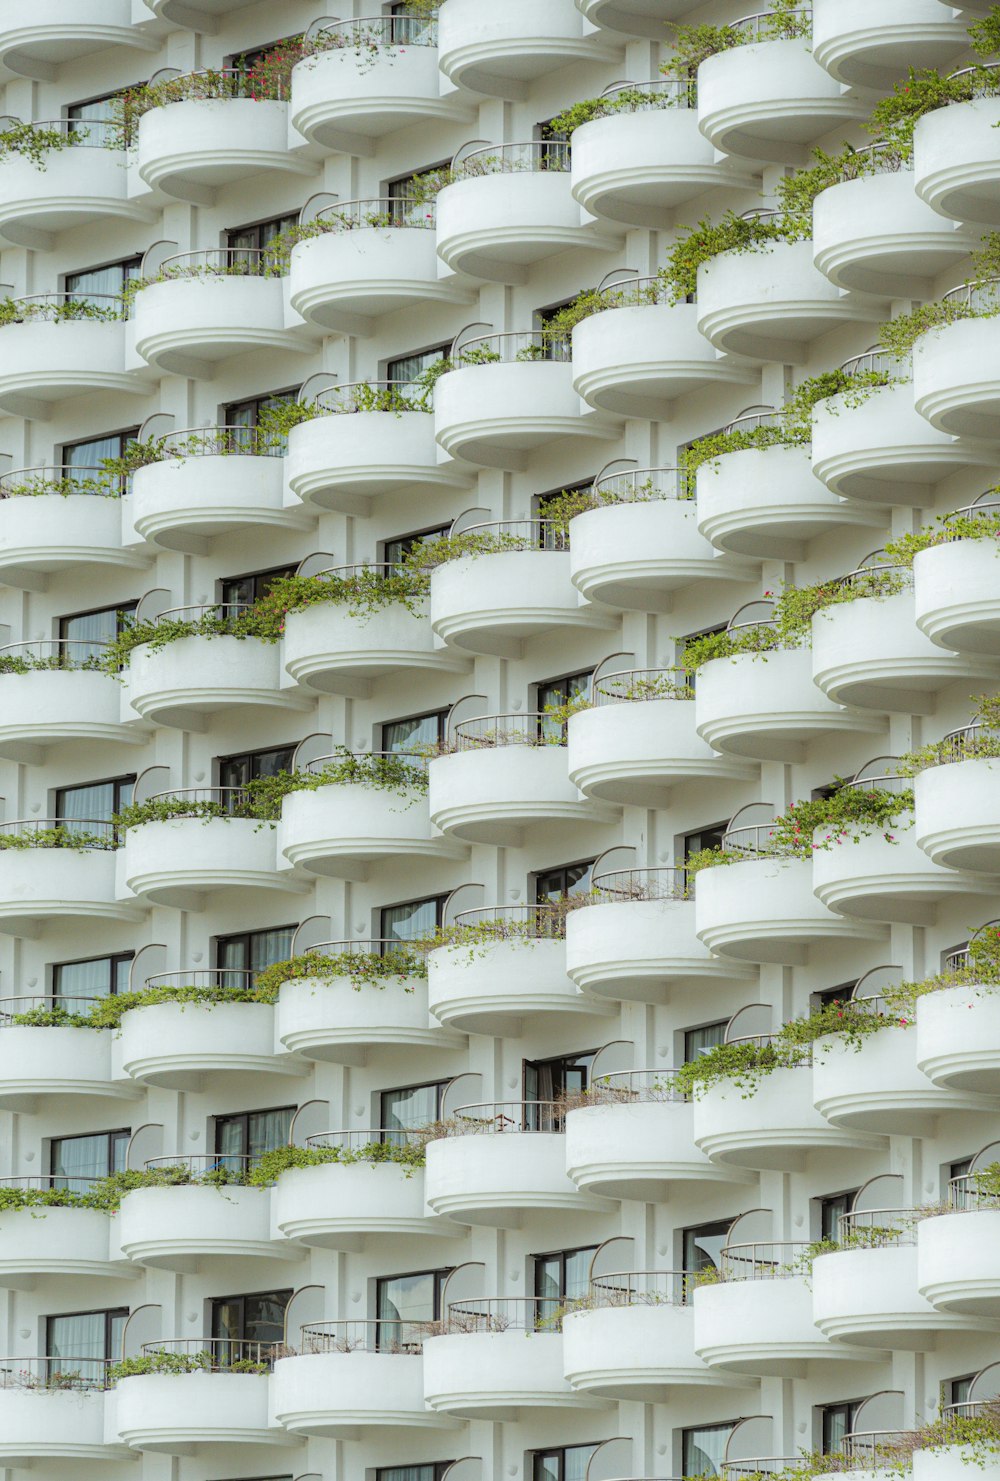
[598,77,694,112]
[140,1337,283,1369]
[2,292,126,323]
[588,1067,686,1103]
[300,1319,425,1354]
[314,196,437,231]
[839,347,910,381]
[312,379,430,413]
[0,463,126,497]
[437,516,567,555]
[456,330,571,364]
[0,818,118,848]
[299,747,429,778]
[720,1241,813,1281]
[296,937,428,970]
[453,141,570,180]
[148,67,288,103]
[0,994,108,1024]
[444,1100,568,1134]
[592,866,687,901]
[942,276,1000,314]
[838,141,909,182]
[304,1127,430,1151]
[0,1172,109,1191]
[721,820,785,855]
[158,425,285,458]
[152,601,254,626]
[304,13,438,51]
[838,1207,925,1248]
[590,1269,690,1306]
[0,639,111,670]
[844,1432,909,1467]
[143,786,256,817]
[157,247,283,279]
[143,1153,252,1176]
[729,7,811,41]
[447,1295,568,1333]
[0,1356,111,1390]
[450,902,571,937]
[451,712,565,749]
[592,466,691,503]
[14,117,120,149]
[950,1173,1000,1211]
[142,968,254,992]
[592,668,692,705]
[947,60,1000,102]
[723,1459,801,1480]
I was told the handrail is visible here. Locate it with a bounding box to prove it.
[159,425,283,458]
[950,1172,1000,1211]
[839,347,909,379]
[447,1295,569,1332]
[290,937,427,966]
[942,276,1000,311]
[600,77,694,109]
[592,867,687,901]
[456,329,571,363]
[721,821,785,855]
[30,117,120,147]
[451,712,559,749]
[838,1206,925,1247]
[315,197,437,229]
[144,785,253,810]
[590,1270,690,1305]
[158,247,280,277]
[722,407,780,435]
[313,380,430,413]
[588,1067,686,1103]
[148,66,289,101]
[301,748,428,776]
[592,466,689,502]
[143,1153,252,1172]
[453,141,570,179]
[142,969,254,991]
[730,7,811,40]
[0,464,125,496]
[451,902,569,936]
[0,1356,111,1390]
[304,1127,429,1150]
[300,1319,426,1354]
[721,1241,813,1280]
[446,1101,568,1134]
[593,668,691,705]
[305,14,438,48]
[838,142,910,181]
[450,517,567,550]
[0,995,107,1024]
[0,1171,110,1187]
[0,639,110,663]
[0,818,117,846]
[140,1337,282,1367]
[152,601,253,624]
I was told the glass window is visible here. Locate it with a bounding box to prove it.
[534,860,594,905]
[813,982,855,1011]
[210,1288,291,1360]
[532,1445,600,1481]
[46,1307,128,1383]
[682,1422,737,1477]
[380,895,447,947]
[818,1190,858,1243]
[684,1020,728,1063]
[59,603,137,662]
[523,1051,595,1129]
[51,1129,129,1188]
[220,565,296,612]
[224,389,298,452]
[383,525,449,568]
[62,428,139,490]
[218,745,296,798]
[214,1107,295,1167]
[68,92,123,124]
[381,1081,448,1141]
[537,671,591,738]
[682,1219,733,1276]
[684,822,727,859]
[53,952,133,1002]
[947,1374,977,1409]
[55,775,134,837]
[386,344,451,384]
[381,710,448,756]
[65,256,141,307]
[216,925,295,985]
[379,1468,453,1481]
[534,1245,599,1325]
[822,1400,862,1455]
[376,1268,450,1348]
[226,213,299,258]
[385,0,435,42]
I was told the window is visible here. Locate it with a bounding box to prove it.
[215,1107,295,1166]
[46,1307,128,1383]
[62,428,139,490]
[684,1020,728,1063]
[226,213,298,257]
[682,1422,737,1477]
[946,1374,977,1410]
[811,779,840,801]
[383,524,450,568]
[216,925,296,985]
[818,1189,858,1243]
[376,1268,451,1348]
[379,1468,452,1481]
[218,744,296,793]
[682,1219,732,1276]
[524,1050,596,1128]
[59,602,138,662]
[219,564,296,611]
[380,710,448,756]
[51,1129,129,1188]
[65,254,141,307]
[812,982,855,1011]
[380,894,447,947]
[55,775,135,837]
[532,1445,600,1481]
[224,389,298,452]
[210,1288,291,1360]
[386,343,451,385]
[386,163,447,224]
[53,952,133,1002]
[385,0,435,43]
[381,1081,449,1141]
[533,860,595,905]
[537,671,592,737]
[534,1245,599,1324]
[684,821,727,859]
[679,623,726,679]
[821,1400,862,1455]
[68,92,125,125]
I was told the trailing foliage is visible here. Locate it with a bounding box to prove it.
[0,296,126,327]
[880,232,1000,357]
[0,825,115,852]
[549,86,691,137]
[0,120,77,168]
[253,946,428,998]
[658,208,811,305]
[108,1350,273,1380]
[246,1139,427,1187]
[661,3,810,82]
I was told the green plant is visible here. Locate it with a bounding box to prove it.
[658,208,811,305]
[253,946,428,998]
[549,86,689,137]
[108,1350,272,1381]
[0,120,77,168]
[247,1138,427,1187]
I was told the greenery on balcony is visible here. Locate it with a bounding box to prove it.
[109,1349,274,1379]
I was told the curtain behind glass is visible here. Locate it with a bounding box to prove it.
[381,1083,440,1143]
[248,1107,293,1159]
[60,605,122,662]
[54,956,114,1001]
[65,259,139,308]
[55,781,114,839]
[683,1425,734,1478]
[382,713,444,754]
[216,1118,247,1170]
[381,897,441,946]
[565,1447,598,1481]
[51,1132,110,1186]
[377,1271,438,1348]
[381,1468,436,1481]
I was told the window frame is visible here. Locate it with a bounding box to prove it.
[50,1127,130,1182]
[54,773,135,822]
[379,893,448,948]
[213,1105,296,1163]
[45,1305,129,1362]
[530,1443,602,1481]
[52,950,134,1001]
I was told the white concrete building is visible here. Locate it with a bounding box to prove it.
[0,3,998,1481]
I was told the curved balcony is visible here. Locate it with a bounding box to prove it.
[695,645,884,762]
[695,1247,867,1375]
[812,378,993,503]
[0,475,145,584]
[813,1225,986,1347]
[0,121,149,250]
[811,820,994,924]
[0,1008,138,1110]
[0,641,141,762]
[0,1187,129,1285]
[0,1367,118,1466]
[696,855,885,965]
[127,618,310,730]
[914,536,1000,655]
[119,1172,292,1272]
[131,426,311,553]
[812,0,970,88]
[428,913,613,1035]
[431,523,616,654]
[565,1072,756,1199]
[424,1301,601,1420]
[915,755,1000,873]
[272,1131,456,1248]
[290,201,471,334]
[0,1,154,79]
[914,93,1000,226]
[429,723,615,847]
[425,1105,615,1226]
[0,297,141,420]
[146,0,261,23]
[123,805,299,908]
[576,0,703,37]
[698,443,884,559]
[439,0,619,97]
[566,1273,741,1400]
[0,825,139,934]
[812,1024,987,1136]
[435,335,612,469]
[697,36,868,164]
[812,586,998,713]
[116,990,300,1089]
[694,1059,884,1170]
[914,1450,1000,1481]
[917,984,1000,1093]
[137,82,314,203]
[568,678,755,805]
[275,940,464,1061]
[288,383,470,515]
[913,298,1000,438]
[114,1346,284,1452]
[918,1204,1000,1316]
[697,240,884,364]
[291,18,472,151]
[274,1324,455,1438]
[573,292,756,416]
[571,85,756,226]
[565,873,756,1003]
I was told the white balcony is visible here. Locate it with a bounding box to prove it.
[131,434,311,553]
[698,445,884,559]
[429,737,615,848]
[694,1063,884,1170]
[695,856,885,964]
[431,541,616,654]
[568,692,755,806]
[565,1285,740,1400]
[146,0,259,20]
[0,130,149,250]
[576,0,703,37]
[812,1025,987,1136]
[917,985,1000,1093]
[123,815,300,908]
[137,94,315,202]
[565,888,756,1004]
[918,1209,1000,1316]
[695,646,884,761]
[119,1181,295,1272]
[812,382,993,503]
[127,629,310,730]
[434,348,613,469]
[572,298,756,415]
[428,931,614,1036]
[697,242,885,364]
[272,1149,456,1248]
[283,590,469,696]
[0,1022,137,1112]
[288,396,470,515]
[811,824,994,924]
[0,1200,130,1287]
[424,1322,601,1420]
[425,1113,615,1226]
[812,588,998,713]
[114,1368,285,1453]
[0,838,141,935]
[278,777,465,879]
[914,538,1000,655]
[274,1341,455,1438]
[290,25,472,151]
[0,486,145,586]
[0,310,144,420]
[565,1086,755,1200]
[439,0,619,97]
[571,98,756,226]
[290,209,471,334]
[913,313,1000,439]
[0,0,155,79]
[914,97,1000,226]
[915,757,1000,873]
[0,1381,120,1467]
[813,1242,986,1348]
[914,1453,1000,1481]
[812,0,970,87]
[0,656,143,763]
[695,1262,864,1376]
[116,998,302,1090]
[697,38,868,164]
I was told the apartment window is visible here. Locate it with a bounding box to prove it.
[682,1219,732,1276]
[381,1080,449,1141]
[818,1189,858,1243]
[218,745,296,792]
[534,1245,599,1321]
[532,1444,600,1481]
[68,91,125,124]
[386,343,451,385]
[55,775,135,837]
[821,1400,863,1455]
[684,1020,728,1063]
[210,1288,291,1359]
[220,564,296,610]
[386,162,446,224]
[376,1267,451,1348]
[59,601,138,662]
[65,254,141,306]
[224,389,298,451]
[534,860,595,905]
[216,925,295,985]
[226,213,298,256]
[382,524,450,568]
[62,428,139,490]
[215,1107,295,1166]
[812,982,855,1011]
[51,1128,129,1187]
[46,1307,128,1383]
[380,709,448,756]
[379,1468,452,1481]
[537,670,592,737]
[385,0,435,43]
[53,951,133,1002]
[380,894,447,947]
[679,623,726,678]
[524,1050,595,1127]
[946,1374,977,1409]
[682,1422,737,1477]
[684,822,727,859]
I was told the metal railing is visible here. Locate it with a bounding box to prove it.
[142,968,254,992]
[444,516,567,552]
[141,786,258,821]
[0,639,110,668]
[0,463,125,497]
[593,465,690,503]
[950,1172,1000,1211]
[300,748,428,777]
[593,668,691,705]
[723,1460,801,1480]
[445,1100,568,1134]
[3,291,126,322]
[306,14,438,49]
[947,60,1000,100]
[721,1241,813,1281]
[159,425,284,458]
[844,1432,909,1466]
[730,7,811,40]
[0,1172,109,1190]
[312,379,430,413]
[723,406,781,435]
[598,272,671,308]
[0,994,107,1024]
[457,329,571,363]
[305,1127,429,1151]
[453,141,570,180]
[721,820,785,855]
[451,902,570,937]
[588,1067,686,1103]
[152,601,253,625]
[308,560,401,584]
[591,1269,690,1306]
[140,1337,282,1368]
[297,937,427,970]
[600,77,694,110]
[158,247,281,278]
[447,1296,568,1333]
[944,942,972,972]
[838,141,909,181]
[0,1356,111,1391]
[940,722,990,763]
[316,196,437,230]
[300,1319,425,1354]
[0,817,117,847]
[452,712,562,749]
[143,1153,252,1175]
[592,866,687,901]
[152,66,288,101]
[945,494,1000,524]
[943,276,1000,314]
[32,117,120,148]
[838,1206,925,1248]
[836,558,911,593]
[837,761,910,797]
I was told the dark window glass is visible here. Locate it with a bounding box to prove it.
[226,213,298,257]
[215,1107,295,1167]
[684,822,727,859]
[534,860,594,906]
[383,525,449,568]
[218,745,296,799]
[679,624,727,682]
[534,1245,598,1325]
[46,1307,128,1383]
[532,1446,600,1481]
[822,1401,862,1454]
[55,775,135,836]
[386,344,451,384]
[59,603,137,662]
[682,1423,737,1477]
[684,1020,728,1063]
[68,92,125,124]
[53,952,133,1002]
[381,710,447,755]
[819,1190,858,1243]
[65,256,141,306]
[51,1129,129,1188]
[210,1288,291,1360]
[376,1268,450,1348]
[220,565,296,612]
[385,0,435,42]
[682,1220,732,1275]
[537,671,591,739]
[948,1374,977,1409]
[381,1082,448,1142]
[216,926,295,986]
[813,983,855,1011]
[379,1469,452,1481]
[524,1051,595,1128]
[62,428,139,490]
[224,389,298,452]
[380,895,447,948]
